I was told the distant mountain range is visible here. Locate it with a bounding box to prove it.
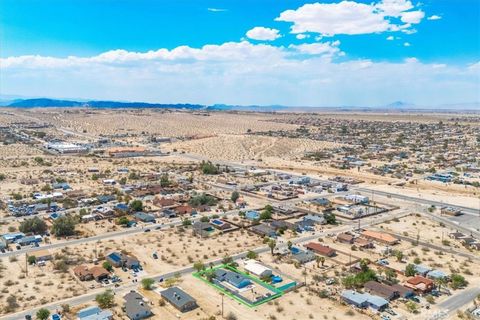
[1,97,479,112]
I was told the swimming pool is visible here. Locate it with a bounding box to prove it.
[211,219,223,225]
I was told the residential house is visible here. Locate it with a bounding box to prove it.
[123,291,153,320]
[250,224,277,238]
[364,281,399,301]
[29,249,52,263]
[341,290,389,311]
[73,265,94,281]
[90,266,110,281]
[361,230,399,245]
[337,233,355,244]
[192,222,213,238]
[174,205,194,215]
[404,276,434,294]
[133,212,156,223]
[153,197,176,208]
[77,306,113,320]
[291,250,316,264]
[244,260,272,278]
[449,232,465,239]
[214,268,251,289]
[160,287,198,312]
[106,252,140,269]
[305,242,336,257]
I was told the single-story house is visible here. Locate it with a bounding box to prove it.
[16,235,42,246]
[214,268,251,289]
[77,305,113,320]
[192,222,214,237]
[404,276,434,294]
[341,290,389,311]
[74,265,94,281]
[426,269,447,280]
[106,252,140,269]
[337,233,355,244]
[291,250,316,264]
[361,230,399,245]
[114,203,129,213]
[251,224,277,238]
[448,232,465,239]
[391,284,414,298]
[90,266,110,281]
[161,209,177,218]
[303,214,326,225]
[124,291,153,320]
[29,249,52,262]
[364,281,398,301]
[270,220,296,231]
[133,212,156,223]
[161,287,198,312]
[2,232,25,243]
[244,260,272,278]
[174,205,194,215]
[153,197,176,208]
[413,264,431,276]
[305,242,336,257]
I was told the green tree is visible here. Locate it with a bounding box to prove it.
[405,264,416,277]
[27,255,37,265]
[95,290,115,308]
[19,217,48,234]
[51,215,76,237]
[406,301,419,313]
[324,212,336,224]
[189,193,217,207]
[193,261,206,272]
[268,239,276,256]
[36,308,50,320]
[385,269,397,282]
[316,256,325,268]
[102,261,113,272]
[450,274,468,289]
[393,250,404,262]
[141,278,155,290]
[231,191,240,203]
[117,216,129,226]
[200,161,219,175]
[246,250,258,259]
[160,174,170,187]
[129,200,143,212]
[182,218,192,227]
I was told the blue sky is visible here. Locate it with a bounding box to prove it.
[0,0,479,106]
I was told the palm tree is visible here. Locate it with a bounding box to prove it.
[287,240,293,250]
[268,239,276,256]
[316,256,326,268]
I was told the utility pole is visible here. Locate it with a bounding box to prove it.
[220,293,224,318]
[25,253,28,276]
[304,265,307,288]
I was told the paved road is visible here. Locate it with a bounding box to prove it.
[439,286,480,314]
[2,208,408,319]
[354,187,480,217]
[0,209,240,258]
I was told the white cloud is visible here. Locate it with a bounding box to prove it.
[289,41,342,57]
[207,8,227,12]
[246,27,281,41]
[427,15,442,20]
[404,42,411,47]
[386,36,394,40]
[296,34,309,40]
[400,10,425,24]
[276,0,424,36]
[2,42,478,106]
